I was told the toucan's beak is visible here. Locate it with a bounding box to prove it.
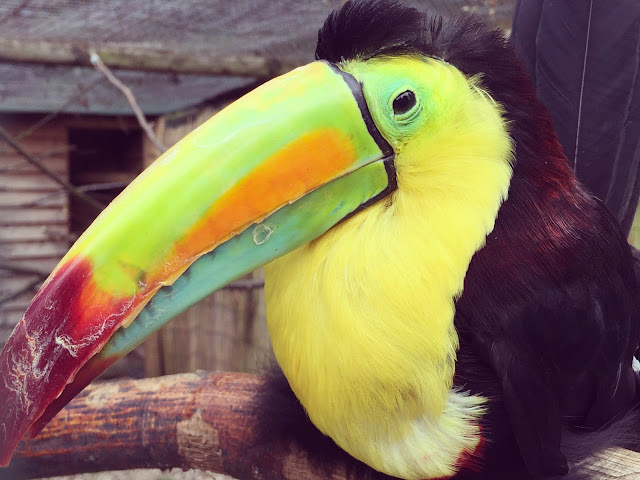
[0,61,394,466]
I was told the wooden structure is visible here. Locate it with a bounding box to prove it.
[0,116,69,335]
[0,115,143,338]
[0,107,274,377]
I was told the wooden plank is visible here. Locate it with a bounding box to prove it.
[0,156,67,174]
[153,270,270,377]
[0,283,40,319]
[142,331,163,378]
[586,448,640,478]
[0,191,67,208]
[0,207,67,225]
[1,258,60,274]
[1,240,70,259]
[62,116,141,130]
[73,171,137,185]
[0,173,62,190]
[0,297,34,312]
[0,37,296,78]
[0,225,68,242]
[0,274,42,293]
[0,326,18,345]
[0,141,67,157]
[0,134,68,152]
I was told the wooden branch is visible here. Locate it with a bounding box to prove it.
[2,372,350,480]
[0,37,296,78]
[2,372,640,480]
[90,51,167,153]
[0,125,105,213]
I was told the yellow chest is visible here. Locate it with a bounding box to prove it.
[264,68,514,478]
[265,174,507,477]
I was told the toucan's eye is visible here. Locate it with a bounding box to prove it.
[392,90,417,116]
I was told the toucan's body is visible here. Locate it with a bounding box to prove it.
[1,2,639,479]
[264,5,640,479]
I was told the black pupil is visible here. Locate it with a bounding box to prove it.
[392,90,416,115]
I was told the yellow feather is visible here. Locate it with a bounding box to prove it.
[265,57,513,479]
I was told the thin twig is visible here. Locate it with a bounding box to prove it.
[0,0,31,25]
[13,181,129,208]
[0,125,105,212]
[0,262,49,278]
[15,76,104,141]
[0,147,71,172]
[0,279,42,306]
[90,51,167,153]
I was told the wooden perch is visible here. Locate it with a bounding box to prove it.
[2,372,351,480]
[3,372,640,480]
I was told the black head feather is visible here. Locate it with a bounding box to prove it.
[315,1,552,164]
[315,0,515,83]
[315,0,427,62]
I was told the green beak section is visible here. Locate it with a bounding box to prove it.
[0,61,395,466]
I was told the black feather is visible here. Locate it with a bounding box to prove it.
[315,0,426,62]
[511,0,640,235]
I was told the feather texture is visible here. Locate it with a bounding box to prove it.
[511,0,640,234]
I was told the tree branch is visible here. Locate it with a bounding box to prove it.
[2,372,352,480]
[0,125,105,213]
[1,371,640,480]
[3,372,640,480]
[90,51,167,153]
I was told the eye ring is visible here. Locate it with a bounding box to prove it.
[389,88,420,121]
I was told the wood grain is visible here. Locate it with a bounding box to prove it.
[1,372,348,480]
[2,372,640,480]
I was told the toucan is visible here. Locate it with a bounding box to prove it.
[1,1,639,479]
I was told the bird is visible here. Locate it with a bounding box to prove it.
[0,1,639,479]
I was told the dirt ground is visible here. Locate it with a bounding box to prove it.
[45,469,235,480]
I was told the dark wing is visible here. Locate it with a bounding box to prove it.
[511,0,640,235]
[455,192,640,478]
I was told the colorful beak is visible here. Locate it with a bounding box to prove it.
[0,61,394,466]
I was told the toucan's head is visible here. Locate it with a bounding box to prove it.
[0,0,563,468]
